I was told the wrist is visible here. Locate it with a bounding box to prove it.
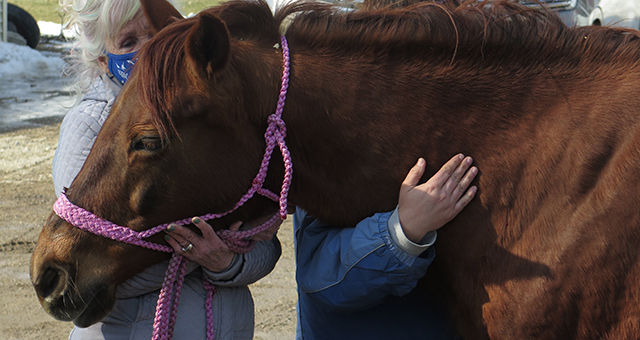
[203,253,244,282]
[397,206,434,243]
[205,253,239,273]
[388,206,436,257]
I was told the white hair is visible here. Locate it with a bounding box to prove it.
[59,0,182,95]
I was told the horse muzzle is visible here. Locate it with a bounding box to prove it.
[31,259,115,327]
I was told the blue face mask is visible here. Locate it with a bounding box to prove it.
[107,51,138,85]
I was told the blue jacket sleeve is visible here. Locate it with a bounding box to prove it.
[294,208,435,313]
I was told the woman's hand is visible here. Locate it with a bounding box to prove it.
[164,216,283,272]
[250,219,283,242]
[164,218,240,272]
[398,154,478,243]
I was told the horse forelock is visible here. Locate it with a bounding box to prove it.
[134,0,281,142]
[135,19,193,142]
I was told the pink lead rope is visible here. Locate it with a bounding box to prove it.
[53,35,292,340]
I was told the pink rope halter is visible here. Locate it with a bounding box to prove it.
[53,35,292,340]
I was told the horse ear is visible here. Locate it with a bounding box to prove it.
[185,13,230,77]
[140,0,183,33]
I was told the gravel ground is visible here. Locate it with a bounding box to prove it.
[0,121,297,339]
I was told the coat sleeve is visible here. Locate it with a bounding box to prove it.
[52,83,113,196]
[116,236,281,298]
[295,208,435,313]
[203,235,282,286]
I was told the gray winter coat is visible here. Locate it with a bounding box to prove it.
[53,75,281,340]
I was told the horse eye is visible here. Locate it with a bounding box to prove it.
[131,136,163,152]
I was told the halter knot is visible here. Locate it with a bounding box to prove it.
[267,113,287,133]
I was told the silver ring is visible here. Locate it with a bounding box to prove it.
[181,243,193,253]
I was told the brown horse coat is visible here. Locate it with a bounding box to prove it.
[31,0,640,338]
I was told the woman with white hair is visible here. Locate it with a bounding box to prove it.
[53,0,282,338]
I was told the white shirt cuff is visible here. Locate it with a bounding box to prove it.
[388,206,437,257]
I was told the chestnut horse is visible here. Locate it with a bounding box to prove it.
[31,0,640,338]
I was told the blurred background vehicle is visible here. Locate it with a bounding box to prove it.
[597,0,640,29]
[519,0,640,28]
[1,0,40,48]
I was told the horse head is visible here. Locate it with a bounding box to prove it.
[30,0,284,326]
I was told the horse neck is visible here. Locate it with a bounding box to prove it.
[279,39,640,226]
[279,53,506,225]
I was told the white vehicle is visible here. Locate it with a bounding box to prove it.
[523,0,640,29]
[597,0,640,29]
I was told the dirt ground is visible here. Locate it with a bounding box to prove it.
[0,119,297,339]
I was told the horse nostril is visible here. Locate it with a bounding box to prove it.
[37,266,63,299]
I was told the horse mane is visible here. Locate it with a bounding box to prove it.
[280,0,640,66]
[136,0,640,141]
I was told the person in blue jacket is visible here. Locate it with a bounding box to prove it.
[295,154,478,339]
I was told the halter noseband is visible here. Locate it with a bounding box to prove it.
[53,35,292,340]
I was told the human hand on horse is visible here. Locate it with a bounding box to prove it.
[398,154,478,243]
[163,217,282,272]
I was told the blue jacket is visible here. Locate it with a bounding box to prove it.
[294,208,457,340]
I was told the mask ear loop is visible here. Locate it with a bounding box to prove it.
[101,51,120,84]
